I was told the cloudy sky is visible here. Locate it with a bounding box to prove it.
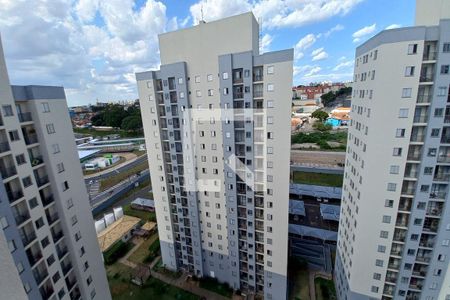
[0,0,415,106]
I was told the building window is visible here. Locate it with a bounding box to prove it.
[15,154,26,165]
[178,78,183,85]
[431,128,440,137]
[41,102,50,113]
[208,89,214,96]
[35,217,45,229]
[46,123,55,134]
[267,84,274,91]
[267,100,274,108]
[195,76,200,83]
[267,66,274,74]
[390,165,400,174]
[424,167,433,175]
[22,176,32,188]
[71,215,78,226]
[0,216,8,229]
[444,43,450,52]
[207,74,213,82]
[9,130,20,141]
[395,128,405,137]
[382,215,391,223]
[393,147,402,156]
[387,183,397,191]
[75,232,82,242]
[67,198,73,209]
[398,108,409,118]
[63,181,69,191]
[52,143,60,154]
[438,87,447,96]
[222,72,229,80]
[375,259,383,267]
[405,66,415,77]
[57,162,65,173]
[223,88,229,95]
[29,197,38,209]
[380,231,389,238]
[435,108,444,117]
[402,88,412,98]
[407,44,418,55]
[2,105,13,116]
[371,286,379,293]
[441,65,450,74]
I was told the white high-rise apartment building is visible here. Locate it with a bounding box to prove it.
[0,36,111,300]
[335,1,450,299]
[136,13,292,299]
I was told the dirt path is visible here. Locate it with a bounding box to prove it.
[291,150,345,166]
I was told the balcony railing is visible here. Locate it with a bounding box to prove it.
[52,230,63,243]
[18,112,32,123]
[57,247,68,259]
[233,92,244,99]
[0,141,10,153]
[433,174,450,182]
[36,175,49,187]
[413,115,428,123]
[417,94,432,103]
[14,212,31,226]
[30,156,44,167]
[0,166,17,179]
[253,74,263,82]
[253,91,263,98]
[62,263,73,276]
[27,250,43,266]
[21,231,37,247]
[34,270,49,285]
[41,194,54,207]
[46,213,59,225]
[420,75,434,83]
[8,190,24,203]
[24,134,38,145]
[40,286,54,300]
[430,191,446,199]
[416,255,431,263]
[423,51,437,61]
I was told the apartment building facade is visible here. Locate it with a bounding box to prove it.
[335,1,450,299]
[0,36,111,300]
[136,13,292,299]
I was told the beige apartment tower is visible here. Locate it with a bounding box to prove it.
[335,1,450,299]
[136,13,293,299]
[0,36,111,300]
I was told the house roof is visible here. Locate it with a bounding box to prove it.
[97,215,140,252]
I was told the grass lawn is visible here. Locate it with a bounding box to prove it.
[103,241,134,265]
[315,277,337,300]
[152,258,182,279]
[106,263,198,300]
[100,161,149,191]
[127,234,159,265]
[198,277,233,298]
[292,171,343,187]
[124,203,156,222]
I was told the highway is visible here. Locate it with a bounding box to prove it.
[84,154,147,183]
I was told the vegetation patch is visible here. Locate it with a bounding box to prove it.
[123,203,156,222]
[152,258,183,279]
[127,234,159,264]
[291,131,347,151]
[315,277,337,300]
[292,171,343,187]
[103,241,134,265]
[288,257,309,300]
[198,277,233,298]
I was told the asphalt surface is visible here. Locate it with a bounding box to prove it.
[84,154,147,183]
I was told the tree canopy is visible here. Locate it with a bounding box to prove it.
[91,104,142,131]
[311,110,329,122]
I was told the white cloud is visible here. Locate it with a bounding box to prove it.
[260,33,273,53]
[333,60,354,71]
[294,33,316,60]
[352,23,376,43]
[321,24,344,38]
[385,23,401,30]
[189,0,364,29]
[294,65,322,78]
[311,48,328,61]
[0,0,178,106]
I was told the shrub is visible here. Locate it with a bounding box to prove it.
[103,241,133,265]
[313,122,332,132]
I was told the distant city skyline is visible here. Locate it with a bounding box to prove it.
[0,0,414,106]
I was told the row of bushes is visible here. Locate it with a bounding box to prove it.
[103,241,133,265]
[144,238,160,263]
[291,131,347,145]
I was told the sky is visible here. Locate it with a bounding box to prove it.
[0,0,415,106]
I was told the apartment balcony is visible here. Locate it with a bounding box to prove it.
[12,203,31,226]
[412,265,428,278]
[409,133,425,143]
[416,249,433,263]
[39,283,54,300]
[390,245,403,256]
[426,202,444,217]
[21,230,37,248]
[423,50,437,61]
[413,114,428,123]
[24,132,38,145]
[429,191,446,199]
[30,155,44,167]
[416,94,432,104]
[0,165,17,180]
[422,218,439,233]
[409,278,423,291]
[393,230,407,243]
[41,194,54,207]
[419,235,435,248]
[0,115,3,126]
[253,90,263,98]
[26,245,43,267]
[255,244,264,254]
[33,264,49,285]
[57,246,68,259]
[385,275,397,284]
[46,212,59,226]
[7,190,24,203]
[52,229,64,243]
[155,79,163,91]
[233,92,244,99]
[18,112,32,123]
[62,262,73,276]
[383,285,395,296]
[35,175,49,187]
[0,141,10,153]
[168,77,176,90]
[253,67,263,82]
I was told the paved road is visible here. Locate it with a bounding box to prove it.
[84,154,147,183]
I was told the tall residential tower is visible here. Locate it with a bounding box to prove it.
[335,0,450,299]
[136,13,292,299]
[0,36,111,300]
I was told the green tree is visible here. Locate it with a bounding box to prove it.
[320,91,337,107]
[313,122,332,132]
[311,110,329,122]
[121,115,142,131]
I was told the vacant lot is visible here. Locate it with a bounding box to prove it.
[293,171,343,187]
[292,131,347,151]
